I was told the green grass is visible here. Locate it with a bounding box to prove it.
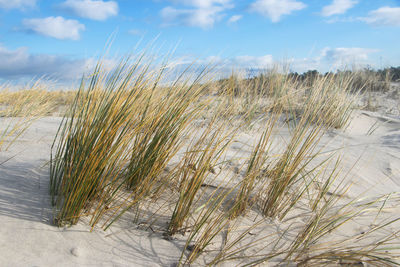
[44,54,400,266]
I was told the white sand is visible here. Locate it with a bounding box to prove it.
[1,104,400,266]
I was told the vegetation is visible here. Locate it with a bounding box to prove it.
[46,57,400,265]
[0,58,399,265]
[0,81,75,117]
[0,81,55,150]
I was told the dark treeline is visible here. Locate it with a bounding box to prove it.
[288,66,400,83]
[214,66,400,96]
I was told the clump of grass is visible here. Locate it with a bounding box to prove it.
[304,73,358,129]
[215,68,299,118]
[123,75,204,193]
[0,116,36,151]
[0,80,58,150]
[50,56,152,226]
[0,80,75,117]
[243,203,400,266]
[50,52,214,228]
[256,70,360,219]
[0,118,27,149]
[207,161,400,267]
[259,116,325,219]
[285,192,400,266]
[208,67,358,129]
[351,68,392,93]
[97,72,212,230]
[48,53,399,267]
[177,180,237,266]
[230,112,279,218]
[168,117,232,235]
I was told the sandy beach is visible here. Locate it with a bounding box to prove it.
[1,97,399,266]
[1,0,400,265]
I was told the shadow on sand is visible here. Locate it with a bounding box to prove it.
[0,160,53,224]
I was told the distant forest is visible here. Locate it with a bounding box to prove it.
[289,66,400,83]
[222,66,400,94]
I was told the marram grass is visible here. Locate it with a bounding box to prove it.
[46,54,400,266]
[50,55,211,228]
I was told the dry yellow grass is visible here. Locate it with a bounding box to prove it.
[0,81,76,117]
[3,57,397,265]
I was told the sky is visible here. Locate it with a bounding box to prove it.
[0,0,399,83]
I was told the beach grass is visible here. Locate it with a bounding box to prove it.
[2,53,392,265]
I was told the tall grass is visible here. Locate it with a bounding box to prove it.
[97,74,212,230]
[208,162,400,266]
[259,113,325,218]
[123,78,203,193]
[305,73,358,129]
[211,69,358,129]
[285,191,400,266]
[50,54,211,228]
[47,54,400,266]
[230,112,278,218]
[0,80,75,117]
[168,116,232,235]
[50,57,145,226]
[177,177,237,266]
[0,80,56,150]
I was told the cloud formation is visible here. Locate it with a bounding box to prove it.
[360,6,400,27]
[227,15,242,24]
[191,54,275,72]
[288,47,378,72]
[60,0,118,21]
[177,47,377,74]
[128,29,142,35]
[290,47,378,72]
[0,45,92,80]
[22,16,85,40]
[321,0,358,17]
[321,47,378,65]
[161,0,233,29]
[170,0,231,8]
[0,0,36,10]
[249,0,306,22]
[0,44,379,82]
[167,54,275,80]
[233,55,274,68]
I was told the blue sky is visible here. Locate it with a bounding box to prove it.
[0,0,399,82]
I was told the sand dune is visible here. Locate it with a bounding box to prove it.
[0,107,399,266]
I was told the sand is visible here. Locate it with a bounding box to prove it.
[0,99,400,266]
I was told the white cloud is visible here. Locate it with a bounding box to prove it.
[22,16,85,40]
[288,47,379,72]
[161,6,222,29]
[321,47,379,65]
[166,54,275,80]
[60,0,118,21]
[0,44,92,80]
[198,54,275,72]
[159,48,381,79]
[205,55,223,62]
[170,0,231,8]
[321,0,358,17]
[249,0,306,22]
[128,29,141,35]
[161,0,233,29]
[360,6,400,27]
[227,15,242,24]
[233,55,273,68]
[172,54,274,69]
[0,0,36,10]
[288,57,321,73]
[324,16,356,24]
